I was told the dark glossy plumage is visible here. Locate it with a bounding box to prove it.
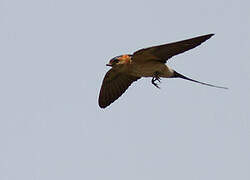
[133,34,214,63]
[99,69,140,108]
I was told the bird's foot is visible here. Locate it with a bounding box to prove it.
[151,72,161,89]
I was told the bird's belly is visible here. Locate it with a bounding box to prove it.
[130,62,173,78]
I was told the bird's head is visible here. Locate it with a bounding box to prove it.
[106,54,132,67]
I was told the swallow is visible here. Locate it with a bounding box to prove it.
[98,34,227,108]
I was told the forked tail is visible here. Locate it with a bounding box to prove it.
[172,71,228,89]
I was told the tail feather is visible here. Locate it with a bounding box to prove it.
[172,71,228,89]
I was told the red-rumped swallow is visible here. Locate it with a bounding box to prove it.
[98,34,227,108]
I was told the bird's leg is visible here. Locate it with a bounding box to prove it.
[151,71,161,89]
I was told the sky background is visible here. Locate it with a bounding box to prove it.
[0,0,250,180]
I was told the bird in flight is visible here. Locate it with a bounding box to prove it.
[98,34,227,108]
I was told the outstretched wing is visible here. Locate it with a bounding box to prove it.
[98,68,140,108]
[132,34,214,63]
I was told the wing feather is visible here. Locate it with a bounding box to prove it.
[133,34,214,63]
[98,68,140,108]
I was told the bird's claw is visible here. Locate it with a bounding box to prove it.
[151,73,161,89]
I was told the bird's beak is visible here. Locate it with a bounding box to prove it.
[106,63,112,67]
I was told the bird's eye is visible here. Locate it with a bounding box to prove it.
[113,59,119,63]
[110,59,119,64]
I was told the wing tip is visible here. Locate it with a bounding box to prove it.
[98,95,110,109]
[99,105,107,109]
[208,33,215,36]
[98,101,109,109]
[203,33,215,40]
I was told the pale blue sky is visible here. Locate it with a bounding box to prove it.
[0,0,250,180]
